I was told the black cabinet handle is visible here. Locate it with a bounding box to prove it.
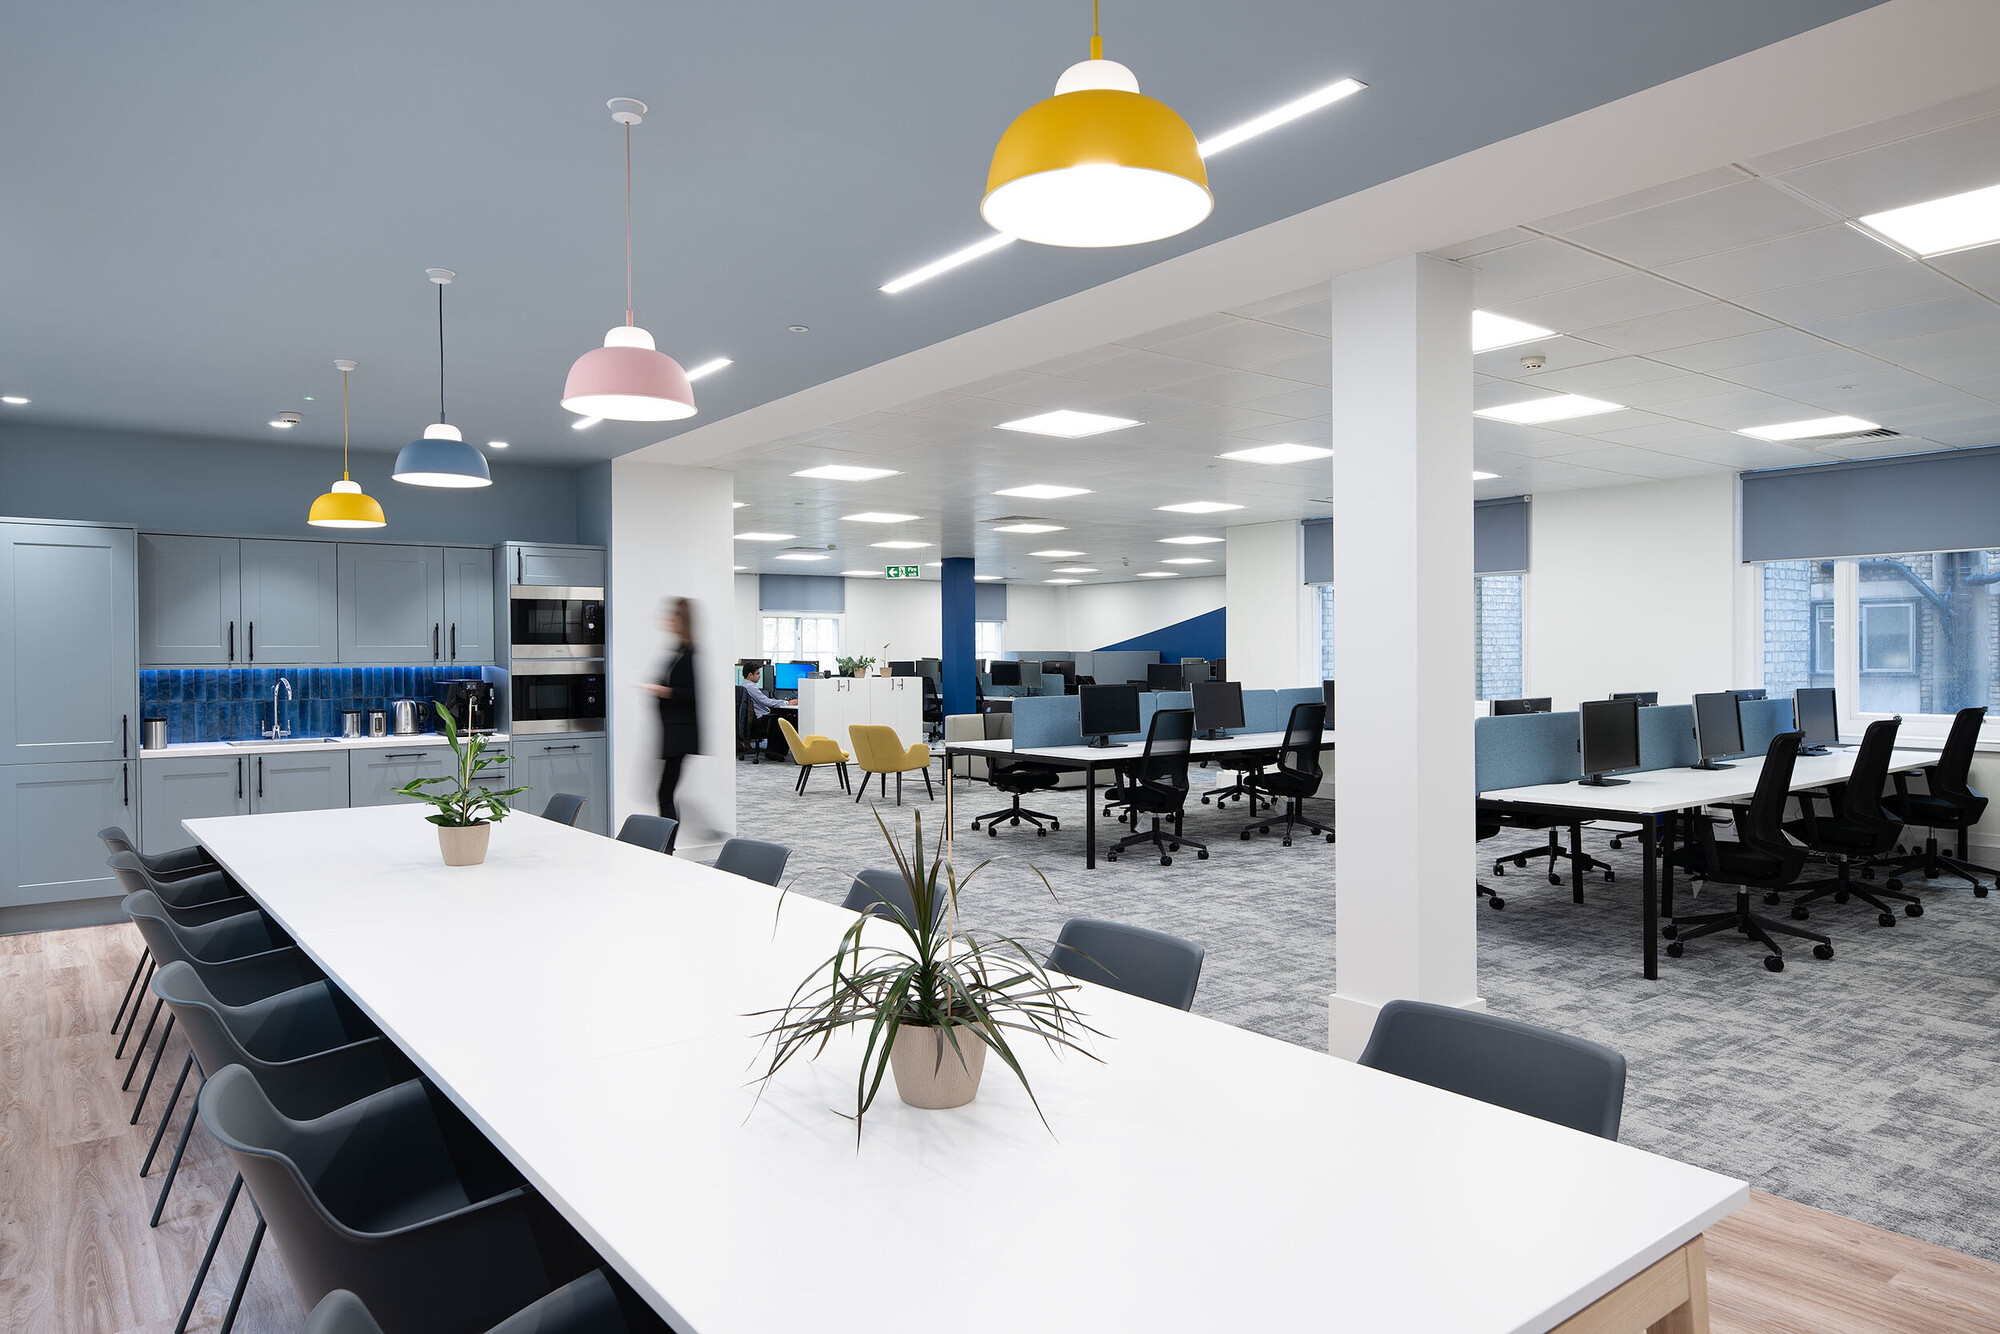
[433,624,440,661]
[248,622,255,661]
[122,762,129,807]
[122,714,128,758]
[228,621,235,662]
[516,549,523,582]
[257,755,263,800]
[541,743,581,752]
[384,751,428,760]
[236,757,243,800]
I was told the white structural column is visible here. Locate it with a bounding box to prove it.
[1224,519,1315,689]
[607,457,737,850]
[1326,255,1480,1058]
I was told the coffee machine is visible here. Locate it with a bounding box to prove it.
[437,679,498,733]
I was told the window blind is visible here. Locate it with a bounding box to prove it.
[1741,446,2000,562]
[758,574,845,612]
[1301,497,1528,582]
[975,582,1007,619]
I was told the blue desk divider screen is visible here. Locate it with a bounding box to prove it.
[1738,698,1796,756]
[1011,694,1084,748]
[1272,688,1323,732]
[1475,712,1580,792]
[1239,689,1284,733]
[1637,704,1699,771]
[1139,691,1191,741]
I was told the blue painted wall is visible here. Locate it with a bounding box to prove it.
[1097,607,1226,663]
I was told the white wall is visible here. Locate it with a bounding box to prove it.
[999,584,1066,649]
[1062,577,1224,651]
[1226,520,1316,688]
[844,578,940,663]
[1526,473,1739,710]
[609,460,736,849]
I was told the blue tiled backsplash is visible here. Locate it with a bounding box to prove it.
[141,667,494,744]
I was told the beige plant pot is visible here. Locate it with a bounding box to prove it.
[852,668,870,679]
[889,1022,988,1109]
[437,821,492,867]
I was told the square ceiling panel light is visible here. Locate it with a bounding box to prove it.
[1136,571,1180,578]
[1736,415,1880,441]
[840,569,881,577]
[1029,549,1084,558]
[993,523,1066,534]
[1159,535,1225,545]
[1471,310,1556,353]
[1854,182,2000,257]
[792,464,902,481]
[842,512,919,523]
[1472,471,1500,480]
[1051,566,1098,574]
[871,540,932,549]
[1218,443,1333,464]
[1160,557,1212,565]
[996,411,1138,438]
[774,553,830,561]
[1473,394,1623,425]
[734,532,797,542]
[994,483,1094,499]
[973,575,1003,582]
[1156,501,1243,514]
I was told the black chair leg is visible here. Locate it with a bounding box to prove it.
[1476,882,1504,909]
[839,763,852,793]
[923,767,935,800]
[176,1172,241,1334]
[112,947,150,1034]
[116,961,156,1059]
[150,1071,205,1227]
[895,772,903,805]
[219,1211,265,1334]
[122,997,164,1088]
[796,765,811,794]
[141,1052,194,1175]
[131,1013,176,1123]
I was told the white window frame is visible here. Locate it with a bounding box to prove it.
[975,620,1004,660]
[1857,600,1916,675]
[759,612,842,673]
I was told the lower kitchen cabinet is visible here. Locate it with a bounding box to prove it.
[509,737,608,835]
[0,760,133,907]
[249,749,351,815]
[351,743,509,808]
[140,753,246,852]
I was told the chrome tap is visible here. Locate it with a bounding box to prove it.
[265,676,294,739]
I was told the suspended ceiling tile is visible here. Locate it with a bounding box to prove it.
[1804,293,2000,347]
[1056,347,1213,392]
[1679,439,1826,469]
[1655,224,1903,298]
[1525,166,1745,236]
[1223,418,1334,446]
[1905,417,2000,446]
[1230,293,1332,335]
[1576,301,1780,355]
[1738,263,1967,326]
[1471,335,1618,379]
[1147,403,1294,435]
[1775,111,2000,218]
[1115,311,1245,350]
[1743,87,2000,176]
[1241,384,1333,419]
[1019,345,1127,378]
[964,373,1134,412]
[1925,244,2000,301]
[1559,179,1831,269]
[1650,326,1832,372]
[1254,348,1332,386]
[1894,348,2000,386]
[1591,419,1730,446]
[1606,372,1746,407]
[1428,227,1537,262]
[1863,320,2000,368]
[1144,319,1329,372]
[1464,237,1633,308]
[1714,346,1901,392]
[1491,272,1709,335]
[1645,386,1818,429]
[1525,355,1720,396]
[1155,368,1311,407]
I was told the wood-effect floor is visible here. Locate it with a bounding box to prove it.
[1,924,1996,1334]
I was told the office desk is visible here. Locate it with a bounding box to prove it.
[947,731,1333,868]
[186,804,1743,1334]
[1481,748,1937,980]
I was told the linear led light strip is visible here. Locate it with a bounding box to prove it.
[880,77,1366,293]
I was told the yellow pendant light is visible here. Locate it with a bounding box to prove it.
[982,0,1211,248]
[308,360,387,529]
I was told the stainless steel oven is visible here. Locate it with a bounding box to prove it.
[510,663,605,735]
[508,585,604,659]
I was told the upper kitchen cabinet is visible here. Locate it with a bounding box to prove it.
[442,546,496,665]
[507,543,604,589]
[0,522,138,765]
[338,543,445,664]
[139,533,239,665]
[240,539,340,664]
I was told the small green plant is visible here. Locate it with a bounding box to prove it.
[393,703,526,826]
[835,654,877,675]
[753,809,1099,1141]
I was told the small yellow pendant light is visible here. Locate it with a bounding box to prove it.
[308,360,387,529]
[982,0,1211,248]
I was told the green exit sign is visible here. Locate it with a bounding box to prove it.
[885,565,921,579]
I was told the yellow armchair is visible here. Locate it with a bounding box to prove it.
[848,724,935,805]
[777,717,852,796]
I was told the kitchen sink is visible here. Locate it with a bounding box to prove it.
[224,737,345,747]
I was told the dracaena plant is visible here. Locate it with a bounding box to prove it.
[754,809,1099,1140]
[392,703,527,827]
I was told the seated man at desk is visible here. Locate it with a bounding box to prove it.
[740,667,783,720]
[738,668,794,758]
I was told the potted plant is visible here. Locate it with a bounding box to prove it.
[754,810,1098,1138]
[835,653,877,679]
[392,703,527,866]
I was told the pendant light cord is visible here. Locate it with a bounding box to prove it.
[436,281,447,424]
[624,121,635,326]
[341,367,351,481]
[1090,0,1102,59]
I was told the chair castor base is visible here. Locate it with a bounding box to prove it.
[1905,901,1922,917]
[1764,955,1784,972]
[1791,906,1810,920]
[1814,943,1835,960]
[1878,912,1896,927]
[1160,856,1171,866]
[1666,941,1684,957]
[1240,830,1251,841]
[1977,884,1991,898]
[1548,874,1562,886]
[1486,895,1505,910]
[1197,850,1208,860]
[1661,923,1679,939]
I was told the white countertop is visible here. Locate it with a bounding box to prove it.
[141,731,511,759]
[186,803,1745,1334]
[1482,747,1936,815]
[948,728,1334,763]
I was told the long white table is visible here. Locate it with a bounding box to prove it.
[1481,747,1937,979]
[186,803,1743,1334]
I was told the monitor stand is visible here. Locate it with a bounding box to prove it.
[1688,758,1734,770]
[1576,773,1630,786]
[1084,734,1115,749]
[1200,728,1229,740]
[1798,744,1831,756]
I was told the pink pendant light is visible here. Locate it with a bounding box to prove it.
[561,98,696,423]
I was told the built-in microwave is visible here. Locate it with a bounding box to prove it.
[508,586,604,659]
[510,664,605,735]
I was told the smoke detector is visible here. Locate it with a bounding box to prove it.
[270,411,303,429]
[1519,353,1547,371]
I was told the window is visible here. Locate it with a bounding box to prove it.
[1315,583,1336,680]
[1474,574,1523,701]
[1811,601,1834,675]
[1759,559,1830,698]
[761,615,840,672]
[1859,601,1915,674]
[975,620,1004,659]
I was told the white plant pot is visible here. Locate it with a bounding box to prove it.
[437,821,492,867]
[889,1022,988,1109]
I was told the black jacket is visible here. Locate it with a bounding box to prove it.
[657,650,700,758]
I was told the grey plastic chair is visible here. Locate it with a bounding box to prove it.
[713,838,790,886]
[152,962,410,1334]
[841,868,944,930]
[1357,999,1627,1140]
[198,1065,597,1334]
[1046,919,1204,1011]
[615,814,678,854]
[99,824,220,880]
[541,792,586,827]
[105,848,250,1037]
[305,1271,635,1334]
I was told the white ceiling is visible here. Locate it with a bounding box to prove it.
[729,85,2000,582]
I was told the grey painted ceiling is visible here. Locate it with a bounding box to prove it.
[1,1,1877,464]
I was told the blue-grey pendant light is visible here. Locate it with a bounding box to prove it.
[393,268,491,488]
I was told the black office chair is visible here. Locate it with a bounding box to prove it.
[842,868,946,930]
[714,837,790,886]
[615,814,679,854]
[1783,716,1919,927]
[1483,807,1616,896]
[1662,732,1833,972]
[1046,919,1203,1010]
[734,684,770,763]
[1475,819,1504,909]
[541,792,586,827]
[304,1272,643,1334]
[972,755,1062,838]
[1881,705,1993,897]
[1358,999,1626,1140]
[1238,702,1333,847]
[1104,708,1207,866]
[920,676,944,742]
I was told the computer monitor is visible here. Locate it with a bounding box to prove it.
[1079,683,1141,748]
[1611,691,1659,707]
[1041,661,1077,693]
[1794,686,1840,755]
[1191,681,1244,739]
[1691,691,1744,770]
[1731,688,1767,701]
[889,661,918,677]
[1146,663,1182,690]
[772,662,811,692]
[1180,658,1210,687]
[1322,679,1336,725]
[1577,697,1642,786]
[990,660,1023,687]
[1489,697,1553,716]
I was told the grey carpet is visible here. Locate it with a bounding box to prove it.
[731,753,2000,1261]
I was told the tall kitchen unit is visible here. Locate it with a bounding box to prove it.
[0,520,140,930]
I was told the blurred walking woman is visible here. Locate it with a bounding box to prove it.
[642,598,699,819]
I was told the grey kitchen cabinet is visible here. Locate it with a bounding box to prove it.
[338,543,445,664]
[248,748,351,814]
[351,742,508,807]
[0,522,139,765]
[507,544,604,589]
[139,533,239,665]
[240,539,340,664]
[0,760,133,907]
[509,736,608,834]
[443,546,496,665]
[140,753,247,853]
